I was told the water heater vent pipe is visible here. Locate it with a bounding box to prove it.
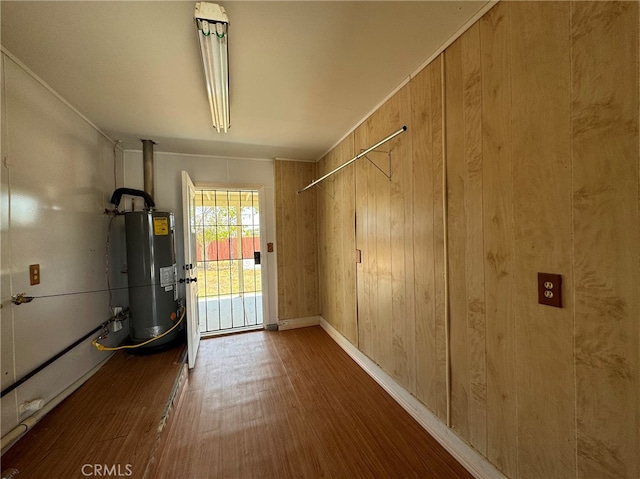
[142,139,156,200]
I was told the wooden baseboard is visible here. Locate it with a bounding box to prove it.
[277,316,321,331]
[319,318,507,479]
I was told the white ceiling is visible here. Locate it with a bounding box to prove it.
[1,1,488,160]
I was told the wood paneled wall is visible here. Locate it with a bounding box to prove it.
[509,3,576,477]
[317,135,358,345]
[355,84,416,392]
[274,160,319,320]
[479,4,516,473]
[303,2,640,479]
[411,56,448,421]
[571,3,639,477]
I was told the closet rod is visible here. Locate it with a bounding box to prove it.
[297,125,407,194]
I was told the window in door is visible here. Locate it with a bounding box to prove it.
[194,188,263,334]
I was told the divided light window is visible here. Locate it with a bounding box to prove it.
[194,189,263,333]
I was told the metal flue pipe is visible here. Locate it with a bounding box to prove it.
[142,139,156,201]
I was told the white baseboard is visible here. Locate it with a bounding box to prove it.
[319,318,507,479]
[278,316,321,331]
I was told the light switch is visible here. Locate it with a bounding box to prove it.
[538,272,562,308]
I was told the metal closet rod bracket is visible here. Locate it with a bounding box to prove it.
[362,150,392,180]
[297,125,407,194]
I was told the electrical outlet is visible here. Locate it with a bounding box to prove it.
[112,321,123,332]
[113,306,123,316]
[29,264,40,285]
[538,273,562,308]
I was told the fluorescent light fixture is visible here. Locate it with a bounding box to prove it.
[194,2,230,133]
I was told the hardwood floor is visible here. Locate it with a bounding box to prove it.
[154,327,472,479]
[2,328,472,479]
[1,344,185,479]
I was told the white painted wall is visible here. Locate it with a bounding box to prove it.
[123,151,277,327]
[0,53,128,437]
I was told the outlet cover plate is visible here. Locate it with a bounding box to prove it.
[29,264,40,285]
[538,272,562,308]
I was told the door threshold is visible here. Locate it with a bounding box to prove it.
[200,324,264,339]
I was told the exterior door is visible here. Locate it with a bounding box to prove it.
[182,171,200,369]
[194,188,264,334]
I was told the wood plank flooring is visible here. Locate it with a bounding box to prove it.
[154,327,472,479]
[2,328,471,479]
[1,345,185,479]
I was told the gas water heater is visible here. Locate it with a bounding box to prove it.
[108,186,183,353]
[124,210,182,351]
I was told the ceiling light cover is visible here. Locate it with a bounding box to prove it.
[194,2,230,133]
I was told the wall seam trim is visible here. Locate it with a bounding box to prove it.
[506,2,519,476]
[569,2,578,477]
[1,52,19,429]
[0,47,119,147]
[441,50,452,429]
[125,150,274,163]
[477,20,488,456]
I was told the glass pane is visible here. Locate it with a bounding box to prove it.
[195,187,262,333]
